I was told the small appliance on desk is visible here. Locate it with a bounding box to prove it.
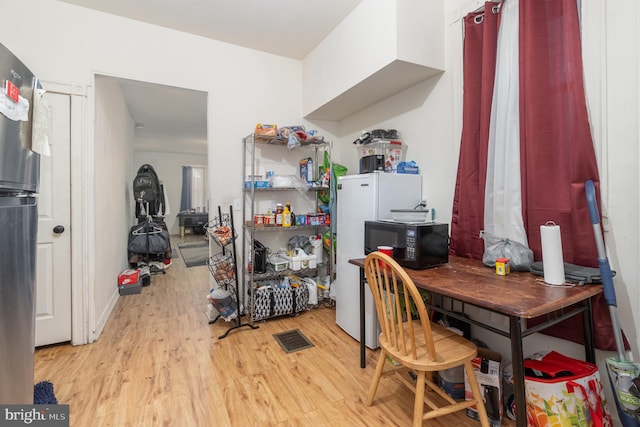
[364,220,449,269]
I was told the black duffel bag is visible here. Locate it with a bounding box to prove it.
[128,223,170,255]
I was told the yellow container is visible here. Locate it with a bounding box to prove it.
[282,204,292,227]
[496,258,510,275]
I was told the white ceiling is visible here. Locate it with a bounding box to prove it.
[62,0,361,153]
[60,0,361,60]
[114,77,209,153]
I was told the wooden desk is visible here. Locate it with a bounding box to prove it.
[177,212,208,238]
[348,255,602,427]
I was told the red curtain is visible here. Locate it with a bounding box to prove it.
[451,0,624,351]
[519,0,625,351]
[450,5,500,259]
[519,0,600,265]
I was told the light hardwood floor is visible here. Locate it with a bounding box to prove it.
[35,234,510,426]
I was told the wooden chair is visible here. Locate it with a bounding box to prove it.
[364,251,490,427]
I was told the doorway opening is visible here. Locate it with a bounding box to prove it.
[89,75,208,341]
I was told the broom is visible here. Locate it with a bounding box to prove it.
[585,180,640,426]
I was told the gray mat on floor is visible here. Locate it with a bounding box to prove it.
[177,241,208,267]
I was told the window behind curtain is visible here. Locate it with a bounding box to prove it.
[180,165,208,213]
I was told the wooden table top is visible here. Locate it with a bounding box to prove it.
[349,255,603,319]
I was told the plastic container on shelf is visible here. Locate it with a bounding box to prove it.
[244,180,269,189]
[269,175,308,188]
[300,251,311,270]
[269,254,289,272]
[285,249,302,271]
[308,213,327,226]
[275,203,283,226]
[285,248,317,270]
[355,139,407,173]
[282,203,292,227]
[309,235,324,264]
[304,252,317,269]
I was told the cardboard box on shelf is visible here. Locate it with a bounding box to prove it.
[299,157,314,183]
[465,347,503,427]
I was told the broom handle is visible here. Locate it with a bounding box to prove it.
[586,181,616,306]
[585,180,626,360]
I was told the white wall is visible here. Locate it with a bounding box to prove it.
[0,0,306,341]
[588,6,640,421]
[593,0,640,359]
[93,76,135,335]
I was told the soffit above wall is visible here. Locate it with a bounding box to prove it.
[302,1,445,121]
[303,61,443,121]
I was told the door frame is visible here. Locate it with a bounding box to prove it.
[42,80,93,346]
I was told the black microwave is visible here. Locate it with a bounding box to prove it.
[364,221,449,269]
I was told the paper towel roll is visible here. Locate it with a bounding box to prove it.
[540,222,565,285]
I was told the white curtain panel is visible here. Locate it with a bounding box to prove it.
[190,166,208,213]
[483,0,529,247]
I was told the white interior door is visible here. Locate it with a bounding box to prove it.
[35,91,72,347]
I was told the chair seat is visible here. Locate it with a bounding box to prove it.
[379,321,477,372]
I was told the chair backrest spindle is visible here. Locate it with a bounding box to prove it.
[364,252,437,361]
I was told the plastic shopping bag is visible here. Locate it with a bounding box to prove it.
[524,351,612,427]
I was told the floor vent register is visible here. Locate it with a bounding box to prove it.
[273,329,314,353]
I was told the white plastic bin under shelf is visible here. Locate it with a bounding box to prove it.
[283,250,302,271]
[283,248,317,271]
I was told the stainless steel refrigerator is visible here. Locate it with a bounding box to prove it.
[335,172,422,349]
[0,43,41,404]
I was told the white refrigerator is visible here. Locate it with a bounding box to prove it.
[335,172,422,349]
